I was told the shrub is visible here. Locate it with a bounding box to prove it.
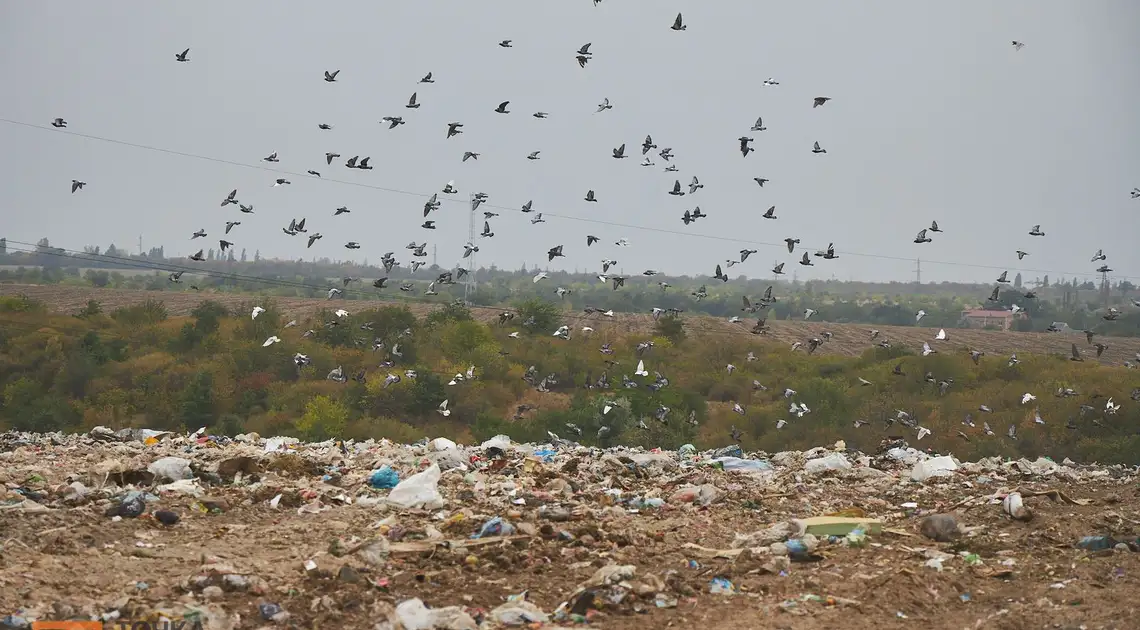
[111,299,167,326]
[513,298,561,334]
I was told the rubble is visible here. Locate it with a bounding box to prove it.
[1,427,1138,628]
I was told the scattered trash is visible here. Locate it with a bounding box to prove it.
[472,516,516,539]
[0,428,1130,627]
[709,577,737,594]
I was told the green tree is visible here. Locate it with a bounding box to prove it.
[191,300,228,335]
[178,372,215,431]
[295,395,349,441]
[513,298,561,334]
[76,299,103,318]
[1013,273,1022,289]
[654,313,686,343]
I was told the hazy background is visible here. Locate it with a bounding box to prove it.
[1,0,1137,284]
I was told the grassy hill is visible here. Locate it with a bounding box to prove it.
[0,289,1138,464]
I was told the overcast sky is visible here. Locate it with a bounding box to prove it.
[1,0,1137,284]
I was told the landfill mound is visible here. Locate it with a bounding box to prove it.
[1,429,1137,630]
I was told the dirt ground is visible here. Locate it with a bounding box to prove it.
[4,283,1138,366]
[2,434,1139,629]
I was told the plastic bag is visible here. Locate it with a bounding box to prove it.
[368,465,400,489]
[803,453,851,475]
[147,457,193,482]
[712,456,773,472]
[387,463,444,509]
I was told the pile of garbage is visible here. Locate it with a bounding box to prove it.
[1,428,1137,629]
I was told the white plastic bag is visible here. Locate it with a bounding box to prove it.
[387,463,444,509]
[910,455,959,482]
[803,453,851,475]
[147,456,193,482]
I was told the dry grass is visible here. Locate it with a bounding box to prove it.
[4,283,1139,364]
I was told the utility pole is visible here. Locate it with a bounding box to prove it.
[138,234,143,256]
[914,258,922,285]
[432,244,437,268]
[463,193,477,304]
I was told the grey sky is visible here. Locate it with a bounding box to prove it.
[1,0,1137,284]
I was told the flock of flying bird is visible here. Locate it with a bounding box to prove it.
[47,18,1140,446]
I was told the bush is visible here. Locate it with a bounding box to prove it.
[0,295,45,313]
[295,395,349,441]
[654,313,686,343]
[76,300,103,318]
[191,300,228,334]
[111,299,168,326]
[513,298,561,334]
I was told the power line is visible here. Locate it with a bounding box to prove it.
[2,118,1134,282]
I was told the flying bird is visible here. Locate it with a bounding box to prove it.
[406,92,420,109]
[420,72,434,83]
[813,97,831,108]
[175,48,190,62]
[751,117,767,132]
[323,69,340,82]
[739,137,754,157]
[596,98,612,113]
[70,180,86,193]
[670,12,686,31]
[811,141,826,154]
[51,118,67,128]
[1012,41,1025,51]
[494,101,510,114]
